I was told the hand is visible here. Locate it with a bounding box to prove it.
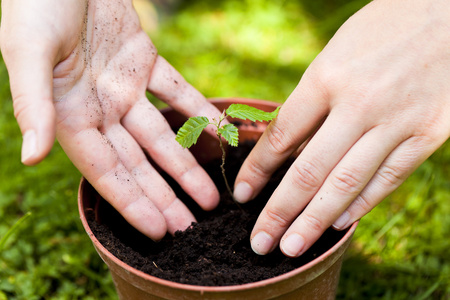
[234,0,450,257]
[0,0,221,240]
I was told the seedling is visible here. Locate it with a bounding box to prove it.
[176,104,280,200]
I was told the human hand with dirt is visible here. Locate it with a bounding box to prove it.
[234,0,450,257]
[0,0,221,240]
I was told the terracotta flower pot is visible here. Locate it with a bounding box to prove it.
[78,98,358,300]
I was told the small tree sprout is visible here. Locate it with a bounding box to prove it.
[176,103,280,200]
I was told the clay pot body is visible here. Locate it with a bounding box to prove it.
[78,98,357,300]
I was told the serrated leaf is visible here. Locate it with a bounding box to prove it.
[226,104,280,122]
[218,123,239,147]
[175,116,210,148]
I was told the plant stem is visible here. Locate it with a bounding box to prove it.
[217,134,244,212]
[215,112,234,198]
[218,136,234,199]
[216,113,243,210]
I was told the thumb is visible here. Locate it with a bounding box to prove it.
[5,47,56,165]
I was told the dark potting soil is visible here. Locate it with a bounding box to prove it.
[87,141,347,286]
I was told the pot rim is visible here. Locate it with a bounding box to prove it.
[78,98,358,292]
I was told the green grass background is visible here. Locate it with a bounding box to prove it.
[0,0,449,299]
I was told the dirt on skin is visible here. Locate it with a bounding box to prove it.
[87,141,347,286]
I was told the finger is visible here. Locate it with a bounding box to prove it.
[249,107,368,255]
[147,55,225,136]
[291,117,326,158]
[233,81,329,203]
[57,127,167,241]
[2,42,56,165]
[279,126,402,257]
[104,122,196,235]
[122,97,220,212]
[332,135,439,231]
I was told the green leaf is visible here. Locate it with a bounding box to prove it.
[0,212,32,252]
[175,116,210,148]
[218,123,239,147]
[226,104,280,122]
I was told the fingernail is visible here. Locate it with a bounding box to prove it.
[281,233,305,257]
[21,130,37,163]
[332,211,350,230]
[251,231,274,255]
[234,182,253,203]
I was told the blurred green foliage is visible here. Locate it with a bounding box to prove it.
[0,0,448,299]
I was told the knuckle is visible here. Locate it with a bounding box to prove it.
[265,122,293,155]
[245,157,271,178]
[301,212,323,232]
[0,36,18,57]
[291,160,322,192]
[306,61,343,96]
[12,94,27,120]
[264,208,292,230]
[352,194,373,213]
[306,62,334,86]
[12,94,51,129]
[377,164,405,187]
[330,168,362,194]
